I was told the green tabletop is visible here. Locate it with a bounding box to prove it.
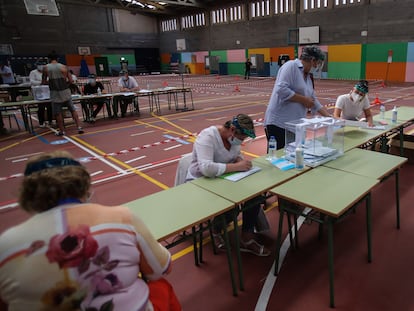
[342,126,388,151]
[374,106,414,122]
[125,182,234,241]
[191,157,305,204]
[323,148,407,180]
[270,166,379,217]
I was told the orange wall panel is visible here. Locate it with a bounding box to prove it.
[161,53,171,64]
[269,47,295,63]
[365,62,406,82]
[66,54,99,66]
[328,45,361,62]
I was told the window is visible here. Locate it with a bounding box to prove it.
[181,15,195,29]
[304,0,328,10]
[251,0,270,18]
[275,0,294,14]
[161,18,177,32]
[229,5,243,22]
[211,8,228,24]
[334,0,361,6]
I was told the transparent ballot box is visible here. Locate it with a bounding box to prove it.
[31,85,50,100]
[284,117,345,167]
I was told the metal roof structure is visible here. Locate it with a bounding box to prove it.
[60,0,239,16]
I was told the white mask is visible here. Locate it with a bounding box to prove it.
[37,65,43,71]
[228,136,243,146]
[351,92,362,103]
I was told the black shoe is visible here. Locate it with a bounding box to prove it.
[78,127,84,134]
[55,131,65,136]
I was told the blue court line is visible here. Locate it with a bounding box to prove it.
[163,134,190,144]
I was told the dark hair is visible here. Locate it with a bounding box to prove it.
[300,45,325,61]
[48,51,59,61]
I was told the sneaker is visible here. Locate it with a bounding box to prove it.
[39,124,46,128]
[55,131,65,136]
[78,127,84,134]
[212,233,226,251]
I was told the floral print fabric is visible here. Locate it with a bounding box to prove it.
[0,203,171,311]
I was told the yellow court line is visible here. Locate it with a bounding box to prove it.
[0,131,52,152]
[134,119,195,143]
[71,136,170,190]
[151,112,194,136]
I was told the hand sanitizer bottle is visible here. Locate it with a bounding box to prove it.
[392,106,397,123]
[267,136,277,161]
[295,145,304,170]
[380,104,385,120]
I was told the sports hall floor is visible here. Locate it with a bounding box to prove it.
[1,75,414,310]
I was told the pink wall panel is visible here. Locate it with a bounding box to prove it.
[405,62,414,82]
[227,49,246,62]
[194,51,208,63]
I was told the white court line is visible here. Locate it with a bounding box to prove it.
[125,156,146,164]
[131,130,154,137]
[12,158,28,163]
[164,144,182,151]
[255,208,311,311]
[0,203,19,211]
[6,152,43,161]
[90,170,103,177]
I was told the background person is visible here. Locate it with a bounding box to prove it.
[42,52,84,136]
[333,80,373,126]
[113,70,139,118]
[0,151,182,311]
[30,59,53,128]
[0,60,15,85]
[82,74,112,122]
[186,114,270,257]
[264,45,331,150]
[244,58,252,79]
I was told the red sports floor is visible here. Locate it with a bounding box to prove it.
[1,75,414,310]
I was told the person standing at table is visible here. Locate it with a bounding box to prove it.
[264,45,331,150]
[186,114,271,257]
[333,80,373,127]
[113,70,139,118]
[69,69,78,83]
[42,52,84,136]
[0,150,182,311]
[244,58,252,79]
[0,60,15,85]
[82,74,112,122]
[30,59,53,128]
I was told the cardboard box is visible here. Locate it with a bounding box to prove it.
[389,134,414,164]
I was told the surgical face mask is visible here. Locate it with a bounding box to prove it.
[37,65,43,71]
[351,92,363,103]
[88,79,96,86]
[228,136,243,146]
[122,76,128,81]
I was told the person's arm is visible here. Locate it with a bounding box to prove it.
[129,78,140,91]
[317,106,332,117]
[41,67,48,85]
[364,108,374,126]
[333,107,342,119]
[98,82,106,93]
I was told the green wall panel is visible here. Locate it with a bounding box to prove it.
[210,50,227,63]
[227,63,244,75]
[365,43,407,62]
[103,54,136,66]
[328,62,362,80]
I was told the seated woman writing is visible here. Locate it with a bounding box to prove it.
[186,114,270,257]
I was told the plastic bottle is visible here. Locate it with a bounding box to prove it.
[97,87,102,95]
[380,104,385,120]
[267,136,277,161]
[295,145,304,170]
[392,106,397,123]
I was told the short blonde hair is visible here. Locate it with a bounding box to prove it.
[19,151,91,213]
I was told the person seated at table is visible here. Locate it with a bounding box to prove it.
[30,59,53,128]
[0,151,182,311]
[334,80,373,126]
[82,74,112,122]
[113,70,139,118]
[0,60,15,85]
[186,114,271,257]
